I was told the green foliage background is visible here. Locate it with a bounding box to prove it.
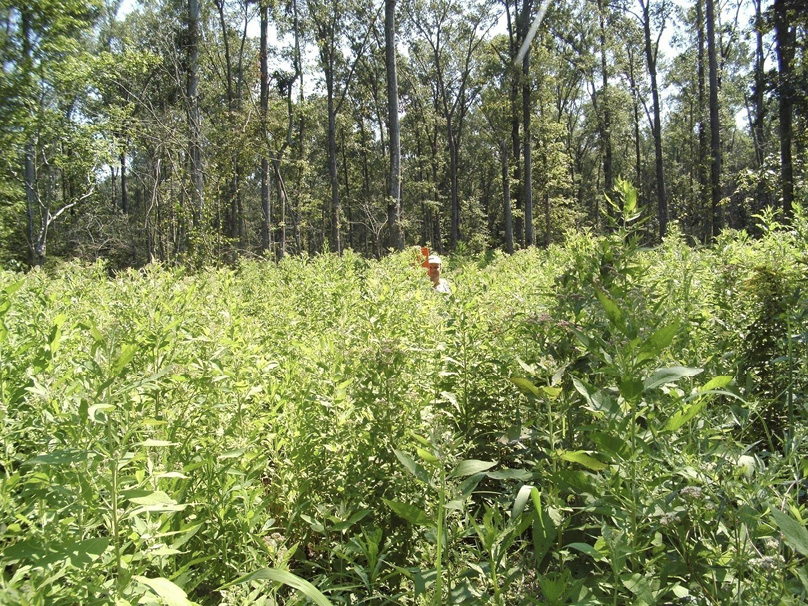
[1,203,808,604]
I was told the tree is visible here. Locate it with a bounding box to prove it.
[706,0,721,239]
[385,0,403,250]
[772,0,797,219]
[0,1,106,265]
[621,0,671,238]
[187,0,203,224]
[405,0,495,249]
[308,0,376,254]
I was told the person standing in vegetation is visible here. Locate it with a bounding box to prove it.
[427,254,451,293]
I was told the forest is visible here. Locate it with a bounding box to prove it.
[0,0,805,268]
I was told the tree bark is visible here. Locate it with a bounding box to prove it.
[120,150,128,215]
[260,0,271,253]
[500,140,514,253]
[385,0,403,250]
[187,0,203,224]
[327,71,341,254]
[597,0,613,199]
[706,0,722,240]
[522,23,534,247]
[773,0,795,219]
[640,0,668,238]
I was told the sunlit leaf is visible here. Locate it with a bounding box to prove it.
[134,576,196,606]
[383,498,431,527]
[643,366,703,391]
[449,459,496,478]
[771,508,808,557]
[558,450,608,471]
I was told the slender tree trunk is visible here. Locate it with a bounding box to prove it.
[626,47,642,190]
[706,0,722,239]
[120,150,128,215]
[188,0,203,225]
[696,0,709,241]
[22,11,42,266]
[385,0,403,250]
[449,127,460,249]
[640,0,668,238]
[773,0,795,219]
[327,71,341,253]
[260,0,270,253]
[597,0,613,199]
[522,34,534,247]
[507,0,523,247]
[500,140,514,253]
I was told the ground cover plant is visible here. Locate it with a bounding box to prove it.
[2,193,808,605]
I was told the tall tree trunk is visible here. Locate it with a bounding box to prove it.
[500,140,514,253]
[22,10,42,266]
[640,0,668,238]
[597,0,613,199]
[706,0,722,239]
[751,0,769,215]
[507,0,523,247]
[385,0,403,250]
[188,0,203,224]
[626,46,642,190]
[448,126,460,249]
[696,0,709,242]
[773,0,795,219]
[522,27,534,247]
[120,150,128,215]
[326,69,342,254]
[260,0,271,253]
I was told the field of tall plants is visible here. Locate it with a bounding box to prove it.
[2,200,808,605]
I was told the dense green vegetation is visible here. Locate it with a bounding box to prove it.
[2,197,808,605]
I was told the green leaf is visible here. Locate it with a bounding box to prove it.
[48,314,67,355]
[137,439,178,447]
[394,449,428,483]
[331,509,371,532]
[665,400,708,432]
[449,459,496,478]
[416,448,439,464]
[512,484,534,520]
[111,343,137,376]
[530,487,557,565]
[300,515,326,534]
[643,366,703,391]
[25,450,88,466]
[644,321,679,356]
[621,572,655,602]
[66,537,109,567]
[219,568,336,605]
[486,468,532,481]
[383,498,431,527]
[123,490,175,506]
[573,377,620,417]
[566,542,606,561]
[596,290,622,327]
[619,377,644,402]
[771,508,808,557]
[540,385,562,399]
[510,377,540,397]
[558,450,608,471]
[699,375,733,392]
[134,576,196,606]
[3,279,23,296]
